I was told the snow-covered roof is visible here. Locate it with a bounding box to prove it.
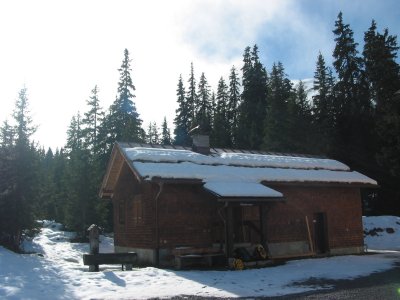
[124,147,350,171]
[132,161,375,186]
[204,181,283,198]
[119,145,377,193]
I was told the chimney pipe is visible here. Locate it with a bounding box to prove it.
[192,134,210,155]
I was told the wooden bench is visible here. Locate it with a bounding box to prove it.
[83,252,137,271]
[172,247,225,269]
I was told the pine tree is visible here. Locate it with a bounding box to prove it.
[146,122,160,144]
[363,21,400,181]
[194,72,212,133]
[36,148,57,220]
[227,66,241,147]
[263,62,293,151]
[211,77,230,147]
[63,114,97,236]
[312,53,335,154]
[0,120,16,249]
[237,45,268,149]
[173,75,191,146]
[82,85,104,155]
[186,62,197,129]
[107,49,143,144]
[51,149,68,223]
[161,117,172,145]
[332,12,373,164]
[65,113,83,154]
[210,91,216,126]
[287,81,314,153]
[0,88,39,251]
[363,20,400,113]
[0,120,15,148]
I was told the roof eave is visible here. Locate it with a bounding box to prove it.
[150,177,203,185]
[262,180,378,188]
[99,142,144,199]
[217,196,285,203]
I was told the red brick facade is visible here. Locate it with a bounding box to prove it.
[112,161,364,260]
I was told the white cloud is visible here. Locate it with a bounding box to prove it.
[1,0,392,150]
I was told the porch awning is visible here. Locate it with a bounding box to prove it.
[203,181,284,201]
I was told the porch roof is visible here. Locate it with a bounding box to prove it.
[203,181,283,198]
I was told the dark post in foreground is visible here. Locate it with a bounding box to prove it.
[88,224,100,271]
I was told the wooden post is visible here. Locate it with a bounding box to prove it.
[225,203,234,258]
[305,216,314,254]
[259,204,266,248]
[88,224,100,271]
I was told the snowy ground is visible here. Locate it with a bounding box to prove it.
[1,217,400,300]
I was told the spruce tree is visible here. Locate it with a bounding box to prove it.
[237,45,268,149]
[0,120,16,249]
[173,75,191,146]
[82,85,104,155]
[63,114,97,236]
[363,20,400,113]
[287,81,314,153]
[186,62,197,129]
[332,12,373,165]
[263,62,293,151]
[195,72,212,133]
[227,66,241,147]
[146,122,160,144]
[65,113,83,154]
[211,77,230,147]
[210,91,216,126]
[312,53,335,154]
[161,117,172,145]
[36,148,57,220]
[0,88,39,251]
[0,120,15,148]
[107,49,143,144]
[364,20,400,197]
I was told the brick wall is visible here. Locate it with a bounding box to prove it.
[266,185,364,250]
[113,165,363,254]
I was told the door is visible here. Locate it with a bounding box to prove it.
[313,212,328,254]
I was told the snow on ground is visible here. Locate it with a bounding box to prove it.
[363,215,400,251]
[1,216,400,300]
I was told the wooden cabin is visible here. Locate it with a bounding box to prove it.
[99,136,377,267]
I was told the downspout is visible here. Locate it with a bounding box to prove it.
[154,182,164,267]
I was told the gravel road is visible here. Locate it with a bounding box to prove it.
[150,254,400,300]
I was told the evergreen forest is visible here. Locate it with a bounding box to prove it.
[1,13,399,251]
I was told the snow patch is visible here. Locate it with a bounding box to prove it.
[363,216,400,251]
[1,217,399,299]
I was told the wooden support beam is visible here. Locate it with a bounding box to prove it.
[225,203,234,258]
[259,204,266,248]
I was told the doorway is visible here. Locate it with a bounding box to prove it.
[313,212,328,254]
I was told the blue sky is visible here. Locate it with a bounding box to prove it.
[0,0,399,150]
[186,0,400,79]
